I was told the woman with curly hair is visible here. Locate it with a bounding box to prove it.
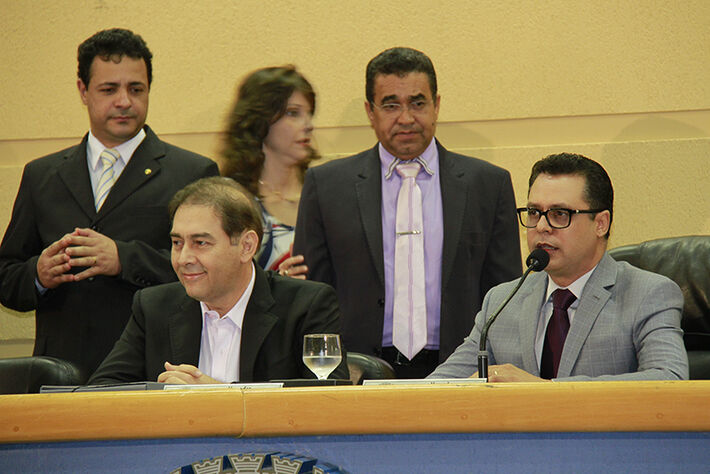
[221,66,318,278]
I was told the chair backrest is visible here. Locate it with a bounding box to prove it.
[609,236,710,379]
[346,352,396,385]
[608,235,710,348]
[0,356,87,394]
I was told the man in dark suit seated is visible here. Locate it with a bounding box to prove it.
[89,177,348,384]
[293,47,522,378]
[429,153,688,381]
[0,28,218,377]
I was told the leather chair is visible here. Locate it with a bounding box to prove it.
[0,356,87,394]
[346,352,396,384]
[608,236,710,379]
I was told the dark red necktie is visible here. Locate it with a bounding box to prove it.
[540,289,576,379]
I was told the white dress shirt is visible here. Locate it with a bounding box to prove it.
[86,128,146,201]
[198,263,255,383]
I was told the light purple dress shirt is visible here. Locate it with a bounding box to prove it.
[380,139,443,349]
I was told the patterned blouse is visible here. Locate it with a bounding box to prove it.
[255,200,294,271]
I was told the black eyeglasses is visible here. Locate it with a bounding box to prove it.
[516,207,606,229]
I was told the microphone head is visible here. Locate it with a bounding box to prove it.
[526,249,550,271]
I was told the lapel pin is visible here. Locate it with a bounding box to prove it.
[144,168,152,175]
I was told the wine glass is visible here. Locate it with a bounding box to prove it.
[302,334,342,380]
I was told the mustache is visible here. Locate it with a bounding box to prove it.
[393,126,421,133]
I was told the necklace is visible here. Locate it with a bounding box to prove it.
[258,179,300,204]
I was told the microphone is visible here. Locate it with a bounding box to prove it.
[477,249,550,380]
[526,248,550,272]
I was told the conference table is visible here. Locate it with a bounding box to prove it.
[1,380,709,472]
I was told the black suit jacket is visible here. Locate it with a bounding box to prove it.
[293,141,522,362]
[88,265,349,384]
[0,126,219,376]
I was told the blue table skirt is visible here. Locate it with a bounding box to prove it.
[2,432,709,473]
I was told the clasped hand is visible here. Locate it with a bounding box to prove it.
[158,362,221,384]
[36,227,121,288]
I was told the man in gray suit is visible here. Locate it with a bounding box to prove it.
[430,153,688,381]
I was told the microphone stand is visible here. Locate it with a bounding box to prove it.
[477,250,549,380]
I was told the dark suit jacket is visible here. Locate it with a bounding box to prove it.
[293,141,522,363]
[0,126,219,376]
[88,265,349,384]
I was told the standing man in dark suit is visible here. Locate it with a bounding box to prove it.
[0,28,218,378]
[293,47,522,378]
[89,177,348,384]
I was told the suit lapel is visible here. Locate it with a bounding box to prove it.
[516,273,549,375]
[239,267,278,382]
[168,291,203,366]
[56,135,99,219]
[354,147,385,286]
[96,126,164,218]
[557,254,615,377]
[438,143,467,289]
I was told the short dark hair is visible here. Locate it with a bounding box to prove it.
[365,47,437,104]
[77,28,153,87]
[528,153,614,238]
[221,66,319,197]
[169,177,264,247]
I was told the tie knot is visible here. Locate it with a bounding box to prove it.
[100,148,119,166]
[552,288,576,311]
[396,161,421,179]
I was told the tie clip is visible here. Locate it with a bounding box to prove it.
[396,230,422,235]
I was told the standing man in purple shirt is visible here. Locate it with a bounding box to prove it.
[293,47,521,378]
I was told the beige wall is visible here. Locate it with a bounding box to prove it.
[1,1,709,355]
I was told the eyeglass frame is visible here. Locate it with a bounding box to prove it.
[370,98,432,115]
[516,207,607,229]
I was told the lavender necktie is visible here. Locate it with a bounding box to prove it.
[392,161,427,360]
[540,288,576,379]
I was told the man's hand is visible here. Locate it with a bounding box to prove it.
[474,363,551,383]
[157,362,221,384]
[36,235,75,289]
[64,228,122,280]
[278,243,308,279]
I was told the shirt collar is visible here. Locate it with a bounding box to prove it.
[200,261,256,329]
[87,127,147,171]
[381,138,437,180]
[544,263,598,305]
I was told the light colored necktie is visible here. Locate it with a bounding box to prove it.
[95,148,119,210]
[393,161,427,360]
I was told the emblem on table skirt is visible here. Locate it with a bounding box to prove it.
[171,451,347,473]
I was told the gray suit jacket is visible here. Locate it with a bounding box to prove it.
[293,141,522,362]
[429,253,688,380]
